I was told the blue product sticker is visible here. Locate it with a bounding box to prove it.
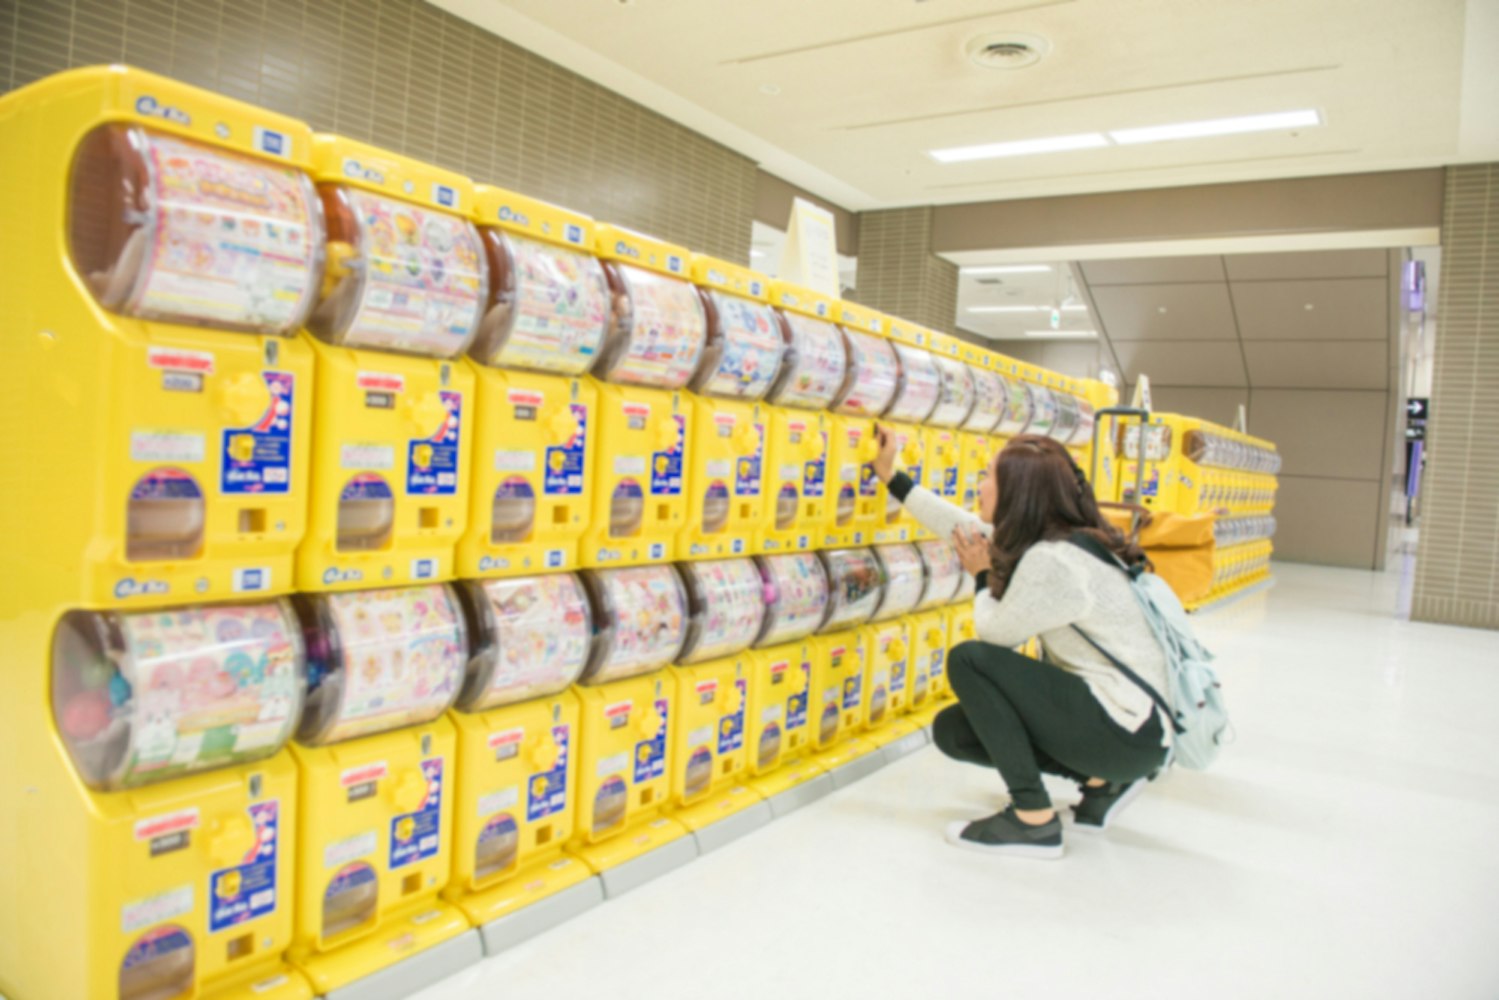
[803,432,827,498]
[859,462,879,498]
[544,404,588,496]
[208,799,280,933]
[222,371,294,495]
[891,657,907,693]
[734,423,764,496]
[943,467,959,497]
[632,698,669,783]
[717,679,747,755]
[650,415,685,496]
[786,666,810,731]
[1142,467,1160,498]
[841,674,862,711]
[390,758,444,869]
[526,725,570,822]
[406,391,462,496]
[929,648,945,679]
[908,461,924,489]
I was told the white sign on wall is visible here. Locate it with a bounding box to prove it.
[779,197,839,300]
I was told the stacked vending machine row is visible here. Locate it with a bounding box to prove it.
[827,303,899,548]
[806,548,887,782]
[875,317,941,544]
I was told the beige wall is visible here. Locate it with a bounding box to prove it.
[855,207,960,333]
[1413,164,1499,630]
[1,0,761,263]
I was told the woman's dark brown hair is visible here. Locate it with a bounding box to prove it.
[986,434,1147,598]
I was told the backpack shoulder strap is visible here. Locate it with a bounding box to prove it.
[1068,530,1142,579]
[1071,624,1183,735]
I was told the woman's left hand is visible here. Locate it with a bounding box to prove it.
[952,524,991,576]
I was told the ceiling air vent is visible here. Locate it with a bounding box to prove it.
[965,32,1051,71]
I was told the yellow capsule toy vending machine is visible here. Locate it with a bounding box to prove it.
[875,319,941,543]
[943,571,979,705]
[459,187,612,578]
[828,304,900,547]
[861,543,931,762]
[958,352,1010,515]
[758,281,847,554]
[298,136,485,592]
[925,333,978,510]
[744,553,835,815]
[0,66,328,1000]
[581,227,708,567]
[445,573,601,954]
[809,548,888,785]
[667,560,773,850]
[680,257,785,559]
[569,566,697,896]
[286,585,479,997]
[907,539,965,727]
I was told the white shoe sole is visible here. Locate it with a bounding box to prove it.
[943,820,1064,859]
[1070,779,1148,834]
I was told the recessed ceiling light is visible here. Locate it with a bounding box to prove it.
[1109,109,1321,146]
[1024,330,1097,339]
[930,133,1107,164]
[961,265,1053,275]
[750,250,765,258]
[758,83,781,96]
[967,305,1041,314]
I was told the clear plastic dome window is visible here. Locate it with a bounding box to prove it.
[766,312,847,410]
[52,599,306,791]
[323,861,378,938]
[491,478,535,544]
[872,544,927,621]
[817,548,885,633]
[885,344,941,424]
[831,329,899,418]
[579,565,689,685]
[470,230,610,375]
[308,186,488,359]
[691,290,785,401]
[68,125,324,335]
[963,369,1009,433]
[594,263,708,389]
[996,377,1035,436]
[928,356,977,428]
[126,467,206,562]
[454,574,593,712]
[119,924,195,1000]
[676,559,767,664]
[753,553,830,648]
[915,540,964,611]
[1071,399,1096,447]
[609,480,645,538]
[294,584,467,746]
[1026,386,1058,437]
[774,483,799,531]
[1050,394,1080,443]
[701,482,731,535]
[336,474,395,552]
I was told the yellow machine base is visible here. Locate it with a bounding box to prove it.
[457,855,604,957]
[294,899,477,1000]
[748,756,834,818]
[814,736,889,789]
[569,816,698,899]
[673,783,773,854]
[205,966,315,1000]
[861,716,923,750]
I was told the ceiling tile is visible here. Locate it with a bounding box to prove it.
[1243,340,1388,389]
[1111,340,1248,387]
[1232,277,1389,340]
[1081,256,1226,285]
[1090,283,1239,340]
[1224,248,1390,280]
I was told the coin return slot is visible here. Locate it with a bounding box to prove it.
[238,508,267,534]
[418,507,439,530]
[402,873,422,897]
[657,503,672,522]
[534,824,553,847]
[721,759,734,776]
[639,787,655,806]
[552,505,570,525]
[226,933,253,961]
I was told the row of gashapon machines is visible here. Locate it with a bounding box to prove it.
[1117,413,1281,608]
[0,66,1111,1000]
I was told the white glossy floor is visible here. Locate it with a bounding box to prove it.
[414,562,1499,1000]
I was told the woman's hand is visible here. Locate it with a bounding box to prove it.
[952,523,991,576]
[872,424,899,484]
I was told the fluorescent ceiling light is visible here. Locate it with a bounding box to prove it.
[930,132,1108,164]
[750,250,766,258]
[967,305,1041,314]
[1110,109,1321,146]
[1024,330,1097,340]
[1062,304,1089,312]
[961,265,1053,275]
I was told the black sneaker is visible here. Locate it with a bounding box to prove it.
[944,807,1064,859]
[1071,779,1147,832]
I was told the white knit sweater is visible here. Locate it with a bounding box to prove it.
[900,482,1171,736]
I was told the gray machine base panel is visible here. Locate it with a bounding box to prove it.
[598,835,700,899]
[882,728,930,764]
[692,799,774,855]
[322,928,482,1000]
[828,748,889,789]
[478,876,605,956]
[765,771,835,818]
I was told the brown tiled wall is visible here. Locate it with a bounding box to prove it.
[0,0,757,262]
[854,207,959,333]
[1412,164,1499,630]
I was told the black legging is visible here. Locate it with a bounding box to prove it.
[934,641,1168,810]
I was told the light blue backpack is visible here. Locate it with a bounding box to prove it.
[1070,535,1231,770]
